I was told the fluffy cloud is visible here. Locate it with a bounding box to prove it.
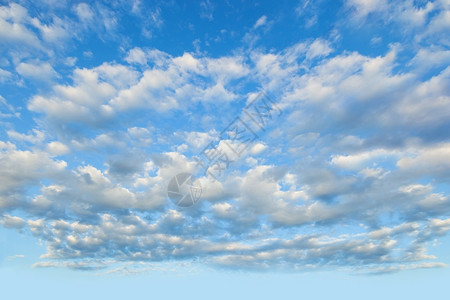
[0,3,43,49]
[25,211,450,273]
[0,215,26,229]
[0,142,66,211]
[1,0,449,275]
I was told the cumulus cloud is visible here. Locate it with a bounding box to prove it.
[1,0,449,276]
[0,144,66,211]
[16,61,58,82]
[0,3,43,49]
[0,215,26,229]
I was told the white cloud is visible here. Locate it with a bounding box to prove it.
[254,15,267,29]
[74,3,94,23]
[0,68,12,83]
[7,129,45,144]
[400,184,433,195]
[0,215,26,229]
[411,47,450,70]
[359,167,388,179]
[420,7,450,43]
[397,143,450,178]
[28,65,125,125]
[16,61,58,81]
[0,149,66,192]
[249,143,267,155]
[125,47,147,65]
[182,129,217,150]
[173,52,201,72]
[306,39,333,60]
[0,95,20,118]
[0,145,67,211]
[110,68,178,111]
[46,141,70,155]
[205,56,249,83]
[211,202,236,218]
[0,3,42,49]
[331,149,392,171]
[1,0,450,275]
[200,0,214,21]
[112,51,247,111]
[7,254,25,260]
[30,16,70,43]
[390,67,450,128]
[346,0,388,19]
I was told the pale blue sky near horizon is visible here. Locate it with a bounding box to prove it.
[2,222,450,300]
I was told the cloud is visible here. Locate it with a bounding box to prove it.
[46,141,70,155]
[0,68,12,83]
[27,63,137,128]
[0,3,43,49]
[13,37,450,272]
[0,144,66,211]
[306,39,333,60]
[1,0,450,276]
[7,129,45,144]
[254,15,267,29]
[346,0,388,19]
[0,96,20,118]
[16,61,58,82]
[73,3,94,23]
[331,149,393,170]
[125,47,147,65]
[25,212,449,272]
[0,215,26,229]
[18,40,450,271]
[30,15,71,43]
[397,143,450,180]
[200,0,214,21]
[7,254,25,260]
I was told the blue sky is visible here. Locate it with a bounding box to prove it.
[1,0,450,298]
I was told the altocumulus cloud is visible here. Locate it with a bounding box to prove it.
[0,0,449,274]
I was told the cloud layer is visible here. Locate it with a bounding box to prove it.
[0,0,449,274]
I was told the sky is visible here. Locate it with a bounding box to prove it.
[0,0,450,299]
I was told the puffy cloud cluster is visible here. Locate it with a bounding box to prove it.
[0,0,449,274]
